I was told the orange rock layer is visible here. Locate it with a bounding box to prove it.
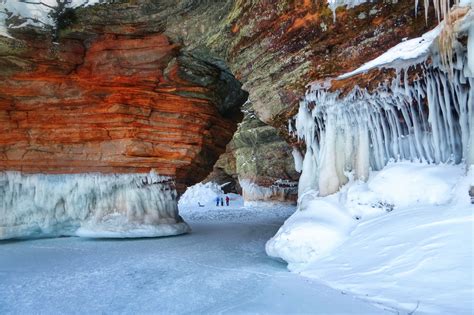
[0,32,245,192]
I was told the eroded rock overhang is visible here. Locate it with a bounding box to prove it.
[0,1,248,239]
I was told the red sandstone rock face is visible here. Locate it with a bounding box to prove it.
[0,29,246,192]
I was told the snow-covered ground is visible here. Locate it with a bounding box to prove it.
[0,195,383,314]
[267,162,474,314]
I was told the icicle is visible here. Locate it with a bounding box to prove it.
[355,121,370,181]
[468,23,474,77]
[318,113,342,196]
[298,148,319,198]
[292,148,304,173]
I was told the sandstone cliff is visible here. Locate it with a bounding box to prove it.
[0,4,248,193]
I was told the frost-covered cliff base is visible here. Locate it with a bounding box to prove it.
[0,172,190,240]
[267,162,473,314]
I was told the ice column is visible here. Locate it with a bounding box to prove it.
[292,62,472,196]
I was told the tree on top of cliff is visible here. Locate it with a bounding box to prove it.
[0,0,105,39]
[16,0,76,40]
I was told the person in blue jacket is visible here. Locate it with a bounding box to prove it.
[215,196,220,206]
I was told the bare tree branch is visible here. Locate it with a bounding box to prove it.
[18,1,57,10]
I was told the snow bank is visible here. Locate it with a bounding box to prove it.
[339,26,442,79]
[367,162,464,207]
[266,190,354,265]
[267,162,468,264]
[267,162,473,313]
[0,171,190,240]
[299,205,473,314]
[178,182,224,208]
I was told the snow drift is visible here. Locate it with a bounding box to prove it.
[178,181,243,210]
[267,162,473,313]
[266,162,469,264]
[0,171,190,240]
[178,181,224,208]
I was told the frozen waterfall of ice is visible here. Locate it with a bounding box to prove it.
[0,172,190,240]
[291,17,473,197]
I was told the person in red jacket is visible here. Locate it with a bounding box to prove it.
[225,196,230,206]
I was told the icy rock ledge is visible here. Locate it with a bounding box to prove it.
[0,172,190,240]
[240,179,298,204]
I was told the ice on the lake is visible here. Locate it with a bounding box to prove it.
[0,171,190,240]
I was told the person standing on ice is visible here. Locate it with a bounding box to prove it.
[225,196,230,206]
[220,197,224,206]
[215,196,220,206]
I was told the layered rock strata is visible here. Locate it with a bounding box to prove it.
[206,102,299,202]
[0,24,247,192]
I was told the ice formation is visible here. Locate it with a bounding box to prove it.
[240,179,298,204]
[293,166,474,314]
[291,148,304,173]
[0,172,190,240]
[291,13,473,197]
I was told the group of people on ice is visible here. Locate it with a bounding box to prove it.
[215,195,230,206]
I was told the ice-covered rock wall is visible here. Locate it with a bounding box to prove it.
[292,12,473,197]
[240,179,298,204]
[0,172,190,240]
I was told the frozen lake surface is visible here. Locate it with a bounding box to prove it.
[0,202,384,314]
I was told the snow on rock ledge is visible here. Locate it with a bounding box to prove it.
[338,25,442,79]
[0,172,190,240]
